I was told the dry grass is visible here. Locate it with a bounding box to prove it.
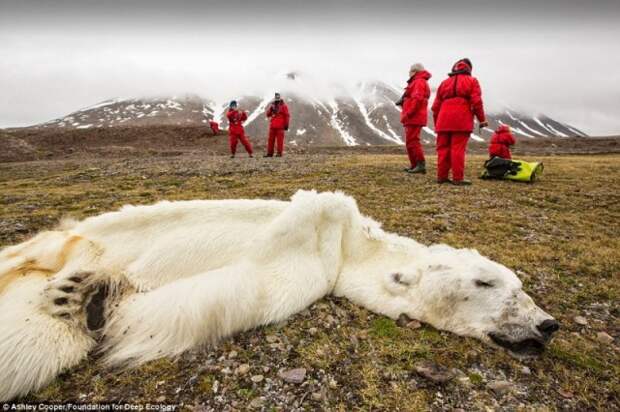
[0,152,618,410]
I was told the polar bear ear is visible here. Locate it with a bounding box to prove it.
[383,271,421,296]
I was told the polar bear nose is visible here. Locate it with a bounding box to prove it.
[537,319,559,339]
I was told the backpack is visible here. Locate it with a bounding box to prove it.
[481,156,544,183]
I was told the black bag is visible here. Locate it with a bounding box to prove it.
[481,156,521,179]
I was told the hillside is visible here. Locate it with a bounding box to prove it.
[12,74,587,146]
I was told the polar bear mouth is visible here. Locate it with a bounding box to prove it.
[488,332,546,356]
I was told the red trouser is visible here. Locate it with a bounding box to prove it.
[229,131,253,155]
[267,128,285,156]
[436,132,470,181]
[404,125,425,167]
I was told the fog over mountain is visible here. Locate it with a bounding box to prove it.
[1,0,619,135]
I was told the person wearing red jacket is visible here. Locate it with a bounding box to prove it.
[265,92,290,157]
[397,63,432,174]
[226,101,253,158]
[488,125,516,159]
[431,58,488,185]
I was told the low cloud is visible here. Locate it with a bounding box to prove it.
[1,0,619,135]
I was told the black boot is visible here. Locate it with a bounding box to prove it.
[452,179,472,186]
[407,161,426,174]
[263,154,273,158]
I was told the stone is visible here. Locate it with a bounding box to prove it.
[250,374,264,383]
[486,380,516,395]
[308,327,319,335]
[396,313,411,327]
[596,331,614,345]
[406,320,423,329]
[328,377,338,389]
[248,397,264,409]
[156,396,166,402]
[414,362,455,383]
[521,366,531,375]
[279,367,307,384]
[574,316,588,326]
[236,364,250,375]
[266,335,278,343]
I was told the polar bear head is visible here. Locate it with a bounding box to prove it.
[384,244,559,357]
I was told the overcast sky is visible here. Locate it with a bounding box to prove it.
[1,0,619,135]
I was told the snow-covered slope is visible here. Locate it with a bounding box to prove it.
[29,73,587,145]
[37,94,216,129]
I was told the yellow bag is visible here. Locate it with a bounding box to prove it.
[505,159,544,182]
[481,157,544,183]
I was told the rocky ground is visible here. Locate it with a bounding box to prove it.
[1,151,618,411]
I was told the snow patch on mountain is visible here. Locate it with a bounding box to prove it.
[545,124,568,137]
[354,95,402,144]
[534,117,553,133]
[511,127,535,138]
[383,115,402,141]
[245,96,271,126]
[518,120,547,137]
[329,101,357,146]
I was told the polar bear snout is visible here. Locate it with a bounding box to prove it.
[487,311,559,357]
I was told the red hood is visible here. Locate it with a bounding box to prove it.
[408,70,432,83]
[496,125,510,134]
[414,70,432,80]
[450,61,472,75]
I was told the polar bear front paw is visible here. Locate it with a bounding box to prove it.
[43,271,93,321]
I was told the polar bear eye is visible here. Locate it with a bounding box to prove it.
[474,279,494,288]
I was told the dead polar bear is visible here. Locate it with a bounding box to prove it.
[0,190,559,401]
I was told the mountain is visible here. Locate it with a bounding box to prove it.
[25,74,587,146]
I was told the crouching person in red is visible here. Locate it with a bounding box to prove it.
[264,92,290,157]
[226,100,253,158]
[488,125,515,159]
[209,121,220,135]
[398,63,432,174]
[431,58,488,185]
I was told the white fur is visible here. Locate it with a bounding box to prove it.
[0,190,555,401]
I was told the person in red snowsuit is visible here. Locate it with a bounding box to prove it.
[226,101,253,158]
[209,121,220,135]
[488,125,515,159]
[397,63,432,174]
[431,58,487,185]
[265,92,290,157]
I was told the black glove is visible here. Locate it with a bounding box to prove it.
[395,98,403,107]
[284,126,289,131]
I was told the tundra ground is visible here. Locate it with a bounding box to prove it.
[0,152,618,411]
